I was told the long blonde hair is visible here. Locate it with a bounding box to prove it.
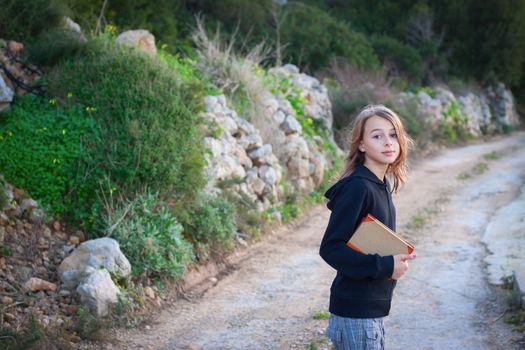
[341,105,413,193]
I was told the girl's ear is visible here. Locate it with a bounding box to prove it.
[359,143,365,152]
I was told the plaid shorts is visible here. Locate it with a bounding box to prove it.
[325,313,385,350]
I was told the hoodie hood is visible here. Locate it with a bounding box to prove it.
[325,164,386,210]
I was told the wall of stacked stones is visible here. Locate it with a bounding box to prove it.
[202,64,337,212]
[395,84,520,137]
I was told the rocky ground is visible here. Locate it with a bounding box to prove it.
[0,186,86,346]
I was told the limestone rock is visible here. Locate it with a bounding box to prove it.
[0,74,14,111]
[58,237,131,289]
[116,29,157,56]
[76,267,120,317]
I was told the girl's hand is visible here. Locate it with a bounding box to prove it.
[392,254,416,280]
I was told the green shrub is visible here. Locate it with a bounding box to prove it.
[0,95,100,218]
[370,35,424,83]
[64,0,189,49]
[0,314,42,350]
[282,3,379,72]
[218,180,263,239]
[27,28,87,66]
[323,62,394,148]
[0,0,68,42]
[179,194,236,261]
[0,175,8,210]
[73,306,104,341]
[104,192,193,279]
[46,36,206,217]
[437,100,471,143]
[391,101,424,139]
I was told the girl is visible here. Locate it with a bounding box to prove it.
[319,105,416,350]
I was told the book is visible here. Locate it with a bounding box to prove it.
[346,214,414,256]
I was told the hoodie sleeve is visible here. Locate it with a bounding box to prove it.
[319,180,394,280]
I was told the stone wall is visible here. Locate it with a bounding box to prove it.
[203,95,282,211]
[396,83,520,137]
[202,64,337,209]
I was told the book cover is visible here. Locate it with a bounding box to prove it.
[347,214,414,256]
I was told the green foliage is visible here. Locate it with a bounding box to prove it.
[415,86,437,99]
[409,213,426,230]
[312,311,329,320]
[0,175,8,210]
[218,179,263,238]
[370,34,424,83]
[436,100,471,143]
[281,3,379,72]
[26,28,86,66]
[436,0,525,89]
[179,194,236,261]
[184,0,273,45]
[472,162,489,175]
[392,101,424,139]
[74,306,104,341]
[267,72,335,156]
[157,51,203,86]
[63,0,191,50]
[0,314,42,350]
[111,284,146,328]
[483,151,501,160]
[47,36,207,218]
[275,202,299,222]
[0,0,68,42]
[274,182,300,222]
[105,192,193,279]
[0,95,100,218]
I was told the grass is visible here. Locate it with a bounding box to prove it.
[483,151,502,160]
[457,162,490,180]
[456,172,472,180]
[409,213,427,230]
[306,335,332,350]
[472,162,489,175]
[312,311,329,320]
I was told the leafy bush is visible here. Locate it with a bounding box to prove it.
[218,179,263,238]
[26,28,86,66]
[73,306,105,341]
[46,36,206,216]
[0,314,42,350]
[64,0,191,50]
[370,35,424,83]
[0,175,8,210]
[104,192,193,279]
[436,100,471,143]
[0,0,68,42]
[322,61,394,148]
[179,194,236,261]
[0,95,100,217]
[281,3,379,72]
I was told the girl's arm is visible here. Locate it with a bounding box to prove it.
[319,182,394,280]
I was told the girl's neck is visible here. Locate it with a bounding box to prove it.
[363,161,388,181]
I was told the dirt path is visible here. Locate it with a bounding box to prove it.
[108,132,525,350]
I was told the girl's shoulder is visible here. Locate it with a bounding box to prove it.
[326,175,370,199]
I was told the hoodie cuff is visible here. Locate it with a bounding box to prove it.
[375,255,394,279]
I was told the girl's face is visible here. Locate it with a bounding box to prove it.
[359,115,400,168]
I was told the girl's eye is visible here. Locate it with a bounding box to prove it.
[372,134,382,139]
[390,133,397,139]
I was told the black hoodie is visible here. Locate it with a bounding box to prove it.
[319,164,396,318]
